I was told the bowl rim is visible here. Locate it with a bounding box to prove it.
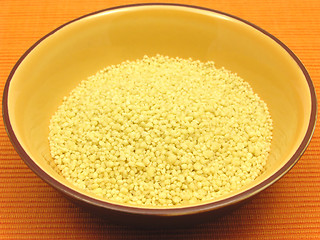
[2,3,317,216]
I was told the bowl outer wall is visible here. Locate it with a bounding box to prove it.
[2,3,317,226]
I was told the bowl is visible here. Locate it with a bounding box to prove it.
[2,3,317,227]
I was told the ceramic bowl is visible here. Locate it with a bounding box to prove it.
[2,3,317,227]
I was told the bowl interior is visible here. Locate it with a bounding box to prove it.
[6,5,313,208]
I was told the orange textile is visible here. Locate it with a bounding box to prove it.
[0,0,320,239]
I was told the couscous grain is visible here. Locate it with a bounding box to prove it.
[48,55,273,206]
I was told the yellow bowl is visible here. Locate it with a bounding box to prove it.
[2,3,317,227]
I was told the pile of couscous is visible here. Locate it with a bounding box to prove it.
[48,55,273,206]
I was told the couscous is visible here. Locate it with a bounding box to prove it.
[48,55,273,206]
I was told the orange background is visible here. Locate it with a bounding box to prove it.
[1,0,320,239]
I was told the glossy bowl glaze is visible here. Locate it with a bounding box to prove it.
[2,3,317,227]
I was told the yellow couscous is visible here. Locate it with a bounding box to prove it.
[48,55,273,206]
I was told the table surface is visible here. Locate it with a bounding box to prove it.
[1,0,320,239]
